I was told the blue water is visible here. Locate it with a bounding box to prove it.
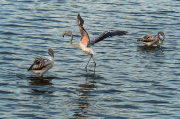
[1,0,180,118]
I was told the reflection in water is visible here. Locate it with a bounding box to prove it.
[136,45,166,69]
[27,76,55,94]
[72,74,99,118]
[30,89,54,94]
[27,76,54,86]
[137,45,165,61]
[137,45,164,52]
[137,45,165,58]
[137,45,165,59]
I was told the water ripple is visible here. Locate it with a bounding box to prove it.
[0,0,180,118]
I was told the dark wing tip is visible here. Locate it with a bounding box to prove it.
[109,30,128,36]
[76,13,84,26]
[27,66,31,71]
[27,64,33,71]
[119,31,128,36]
[77,13,80,17]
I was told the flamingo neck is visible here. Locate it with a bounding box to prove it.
[69,32,80,49]
[157,32,164,46]
[51,56,54,63]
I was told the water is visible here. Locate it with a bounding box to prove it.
[1,0,180,118]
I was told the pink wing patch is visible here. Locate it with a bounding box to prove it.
[81,35,89,46]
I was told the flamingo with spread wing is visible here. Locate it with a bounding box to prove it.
[63,14,127,73]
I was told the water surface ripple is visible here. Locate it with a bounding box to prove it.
[1,0,180,118]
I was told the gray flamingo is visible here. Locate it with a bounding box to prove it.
[27,48,54,77]
[137,31,165,46]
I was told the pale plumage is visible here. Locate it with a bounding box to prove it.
[137,31,165,46]
[27,48,54,77]
[63,14,127,73]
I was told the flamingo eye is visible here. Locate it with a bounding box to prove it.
[35,60,40,64]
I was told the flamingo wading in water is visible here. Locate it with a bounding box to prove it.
[63,14,127,73]
[137,31,165,46]
[27,48,54,77]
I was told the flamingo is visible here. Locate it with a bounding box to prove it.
[62,14,127,73]
[137,31,165,46]
[27,48,54,77]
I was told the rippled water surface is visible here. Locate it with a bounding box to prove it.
[1,0,180,118]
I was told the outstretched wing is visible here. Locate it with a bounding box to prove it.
[77,14,90,46]
[90,30,128,45]
[27,56,51,71]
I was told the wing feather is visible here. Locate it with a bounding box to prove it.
[27,56,51,71]
[137,34,157,42]
[90,30,127,45]
[76,13,84,26]
[76,14,90,46]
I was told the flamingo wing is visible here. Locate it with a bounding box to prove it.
[77,14,90,46]
[77,14,127,46]
[79,27,90,46]
[137,34,157,42]
[27,56,51,71]
[90,30,128,45]
[76,13,84,26]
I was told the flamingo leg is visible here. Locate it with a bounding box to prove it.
[85,55,92,72]
[39,74,43,77]
[92,56,96,73]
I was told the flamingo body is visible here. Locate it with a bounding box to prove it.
[82,47,96,55]
[29,57,53,76]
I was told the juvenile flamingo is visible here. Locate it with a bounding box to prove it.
[63,14,127,73]
[137,31,165,46]
[27,48,54,77]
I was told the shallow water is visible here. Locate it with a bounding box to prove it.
[1,0,180,118]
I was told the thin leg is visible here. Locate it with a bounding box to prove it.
[92,56,96,74]
[85,55,92,72]
[39,74,43,79]
[39,74,43,77]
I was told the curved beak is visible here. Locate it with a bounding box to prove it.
[62,32,66,37]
